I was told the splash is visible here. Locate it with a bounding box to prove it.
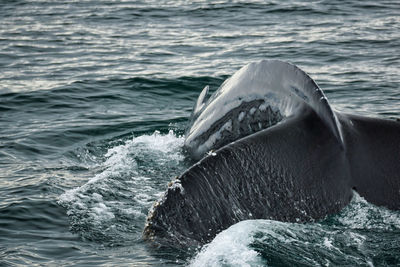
[190,192,400,266]
[58,130,185,243]
[330,192,400,231]
[189,221,263,267]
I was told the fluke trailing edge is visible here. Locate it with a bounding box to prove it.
[143,60,400,247]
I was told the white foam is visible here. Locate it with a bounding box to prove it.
[335,191,400,230]
[190,220,263,267]
[90,200,115,223]
[58,130,185,236]
[323,237,334,249]
[190,202,398,267]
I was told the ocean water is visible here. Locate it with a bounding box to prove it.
[1,0,399,266]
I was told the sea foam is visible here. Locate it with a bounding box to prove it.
[58,130,184,241]
[190,192,400,266]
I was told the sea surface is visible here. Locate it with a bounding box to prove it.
[1,0,399,266]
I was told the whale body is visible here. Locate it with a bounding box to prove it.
[143,60,400,247]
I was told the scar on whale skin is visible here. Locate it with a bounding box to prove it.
[143,60,400,247]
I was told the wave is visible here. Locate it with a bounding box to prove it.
[190,192,400,266]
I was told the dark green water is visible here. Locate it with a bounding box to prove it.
[1,1,399,266]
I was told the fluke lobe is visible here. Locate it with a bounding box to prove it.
[143,60,400,247]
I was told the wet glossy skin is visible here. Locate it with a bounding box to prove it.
[145,60,400,247]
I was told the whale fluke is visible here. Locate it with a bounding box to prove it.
[338,113,400,210]
[143,60,400,247]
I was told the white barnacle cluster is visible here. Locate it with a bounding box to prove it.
[206,150,217,156]
[168,178,185,195]
[144,177,186,235]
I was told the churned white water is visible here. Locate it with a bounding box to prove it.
[58,130,185,241]
[190,192,400,267]
[189,220,263,267]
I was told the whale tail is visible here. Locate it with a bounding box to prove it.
[144,60,400,247]
[144,107,353,247]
